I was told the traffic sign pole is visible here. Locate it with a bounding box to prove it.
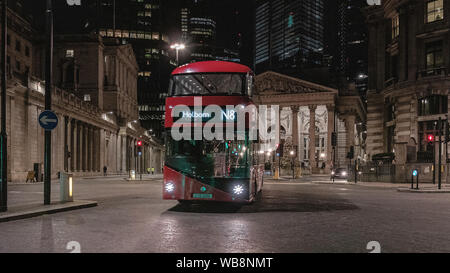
[438,118,442,190]
[0,0,8,212]
[44,0,53,205]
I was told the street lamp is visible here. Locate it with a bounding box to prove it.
[170,43,185,66]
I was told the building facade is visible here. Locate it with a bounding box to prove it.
[0,7,164,182]
[254,71,366,176]
[254,0,326,83]
[50,0,174,139]
[366,0,449,182]
[326,0,369,97]
[178,0,217,62]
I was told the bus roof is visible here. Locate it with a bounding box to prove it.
[171,61,253,75]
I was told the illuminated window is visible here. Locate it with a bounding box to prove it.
[392,15,399,39]
[418,95,447,116]
[66,49,74,58]
[426,0,444,23]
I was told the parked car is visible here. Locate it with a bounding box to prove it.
[331,168,348,179]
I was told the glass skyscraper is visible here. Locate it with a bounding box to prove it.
[255,0,325,76]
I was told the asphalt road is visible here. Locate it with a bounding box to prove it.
[1,176,450,253]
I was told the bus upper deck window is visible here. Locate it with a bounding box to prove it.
[247,74,253,97]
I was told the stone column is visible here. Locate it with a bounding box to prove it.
[83,124,88,172]
[291,105,300,178]
[95,128,100,172]
[89,126,94,172]
[344,114,356,164]
[274,106,282,179]
[99,129,105,173]
[71,120,77,172]
[309,105,317,172]
[77,121,82,171]
[326,105,335,173]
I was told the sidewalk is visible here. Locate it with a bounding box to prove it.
[0,200,98,223]
[9,173,163,184]
[265,175,450,190]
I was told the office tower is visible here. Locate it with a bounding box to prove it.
[52,0,173,139]
[255,0,325,82]
[334,0,369,97]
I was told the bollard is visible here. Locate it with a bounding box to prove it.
[412,169,419,190]
[60,172,73,202]
[129,170,136,180]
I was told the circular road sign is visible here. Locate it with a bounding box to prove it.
[39,110,59,131]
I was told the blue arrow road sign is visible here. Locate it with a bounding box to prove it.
[39,111,59,131]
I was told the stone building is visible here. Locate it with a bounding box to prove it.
[366,0,450,182]
[254,71,366,176]
[0,7,164,182]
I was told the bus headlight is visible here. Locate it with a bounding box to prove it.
[165,182,175,193]
[233,185,244,195]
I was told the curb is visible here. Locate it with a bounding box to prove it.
[0,200,98,223]
[397,188,450,193]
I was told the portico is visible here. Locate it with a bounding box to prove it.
[254,71,366,176]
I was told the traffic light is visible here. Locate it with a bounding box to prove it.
[137,140,143,156]
[276,143,284,157]
[446,121,450,143]
[347,146,354,159]
[331,132,337,147]
[427,134,434,143]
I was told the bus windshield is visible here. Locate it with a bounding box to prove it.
[165,137,251,180]
[169,73,247,96]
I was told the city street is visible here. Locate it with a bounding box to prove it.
[1,176,450,253]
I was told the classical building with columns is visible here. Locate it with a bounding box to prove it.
[365,0,450,182]
[0,7,164,182]
[254,71,366,176]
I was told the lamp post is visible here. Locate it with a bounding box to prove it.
[290,150,295,179]
[170,43,185,66]
[44,0,54,205]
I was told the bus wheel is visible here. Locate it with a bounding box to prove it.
[178,200,192,206]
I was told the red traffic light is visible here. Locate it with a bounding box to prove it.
[427,134,434,142]
[137,140,143,147]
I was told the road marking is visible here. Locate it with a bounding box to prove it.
[265,182,312,185]
[9,191,44,194]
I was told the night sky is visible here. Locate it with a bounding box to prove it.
[28,0,256,68]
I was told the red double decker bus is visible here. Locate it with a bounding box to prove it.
[163,61,264,204]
